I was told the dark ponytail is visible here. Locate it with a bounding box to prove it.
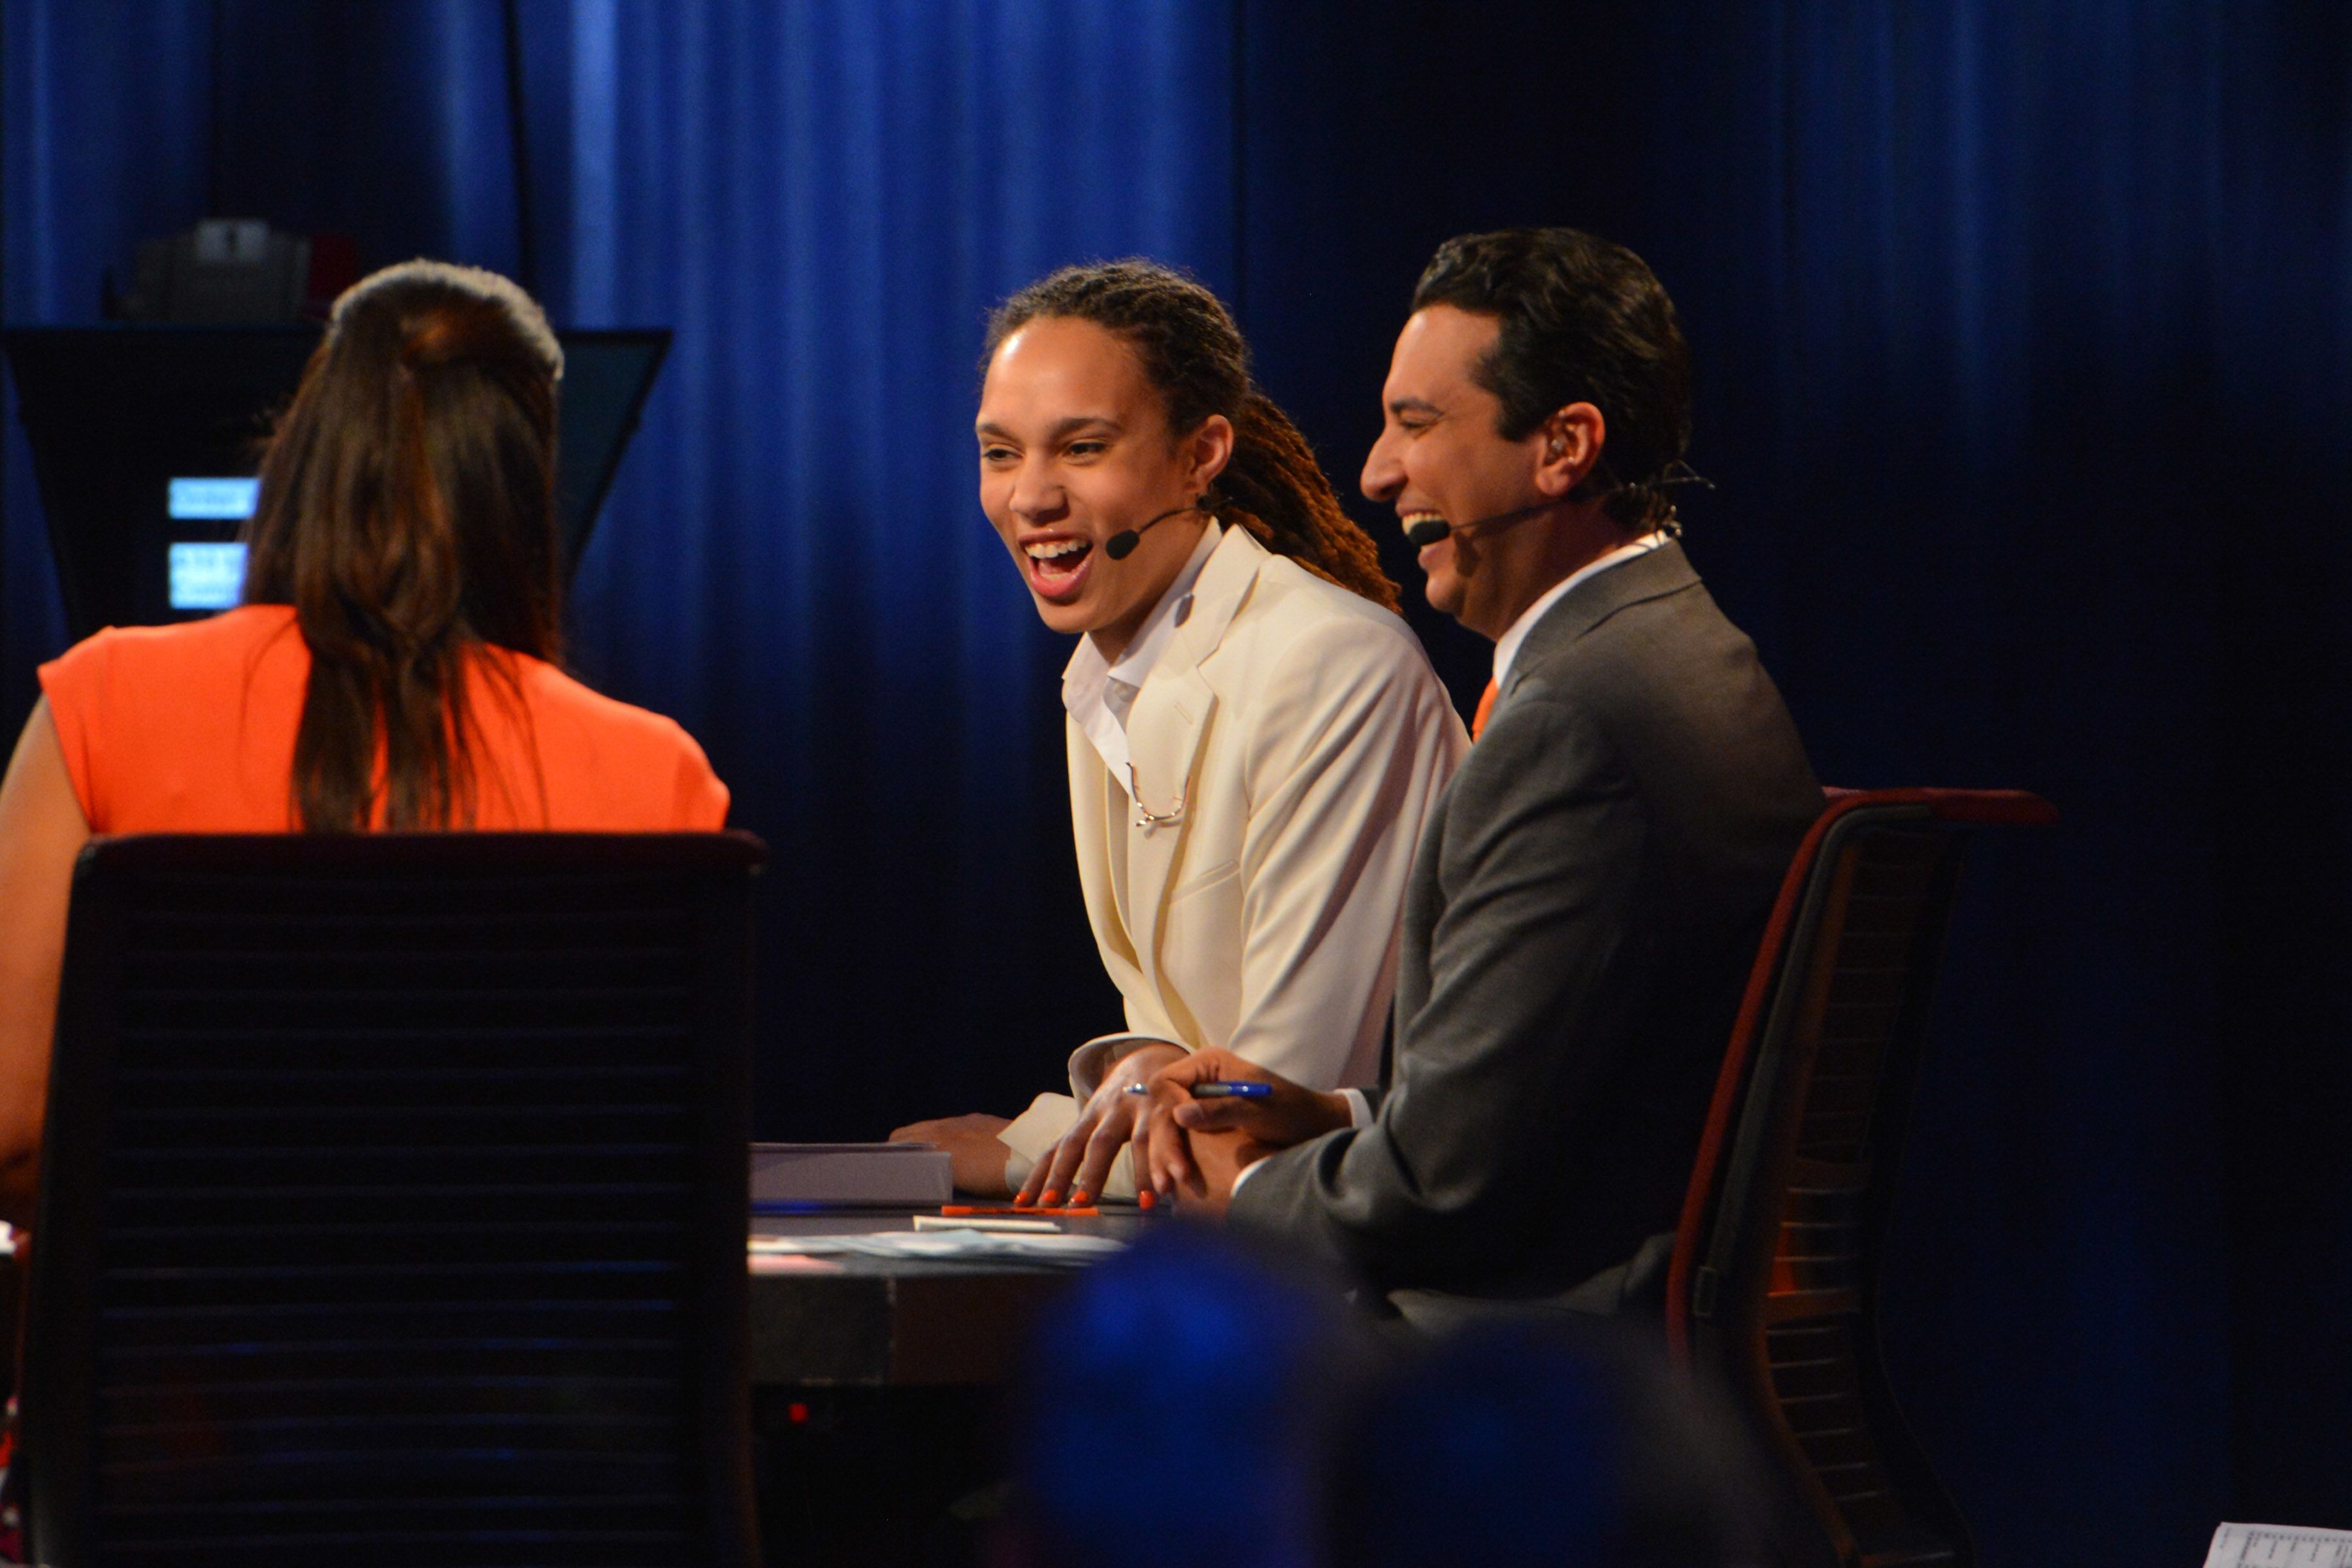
[985,260,1399,613]
[1217,391,1397,612]
[242,260,563,831]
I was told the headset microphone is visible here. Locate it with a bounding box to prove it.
[1105,500,1207,561]
[1405,463,1715,549]
[1402,499,1562,550]
[1401,516,1451,548]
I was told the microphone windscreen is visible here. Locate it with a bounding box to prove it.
[1105,531,1140,561]
[1403,517,1451,549]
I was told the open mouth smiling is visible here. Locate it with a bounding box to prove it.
[1022,534,1094,600]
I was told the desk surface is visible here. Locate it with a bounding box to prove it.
[748,1208,1156,1388]
[0,1211,1140,1396]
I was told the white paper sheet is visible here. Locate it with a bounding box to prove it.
[2206,1524,2352,1567]
[749,1230,1125,1266]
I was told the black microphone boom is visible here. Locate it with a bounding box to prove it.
[1403,498,1560,550]
[1105,500,1205,561]
[1403,515,1452,549]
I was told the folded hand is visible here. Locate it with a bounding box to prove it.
[1137,1047,1352,1208]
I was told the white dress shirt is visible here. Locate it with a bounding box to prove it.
[1491,531,1669,691]
[1062,521,1223,797]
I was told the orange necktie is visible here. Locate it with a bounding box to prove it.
[1471,678,1499,740]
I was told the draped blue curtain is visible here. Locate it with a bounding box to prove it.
[1237,0,2351,1556]
[1642,5,2245,1551]
[517,3,1236,1136]
[1627,6,2351,1544]
[7,2,2351,1561]
[3,0,1235,1143]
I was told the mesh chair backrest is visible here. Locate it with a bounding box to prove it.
[22,832,763,1568]
[1720,815,1966,1566]
[1672,790,2051,1568]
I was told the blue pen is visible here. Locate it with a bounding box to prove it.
[1122,1079,1274,1100]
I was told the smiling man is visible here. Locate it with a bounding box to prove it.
[1146,229,1821,1325]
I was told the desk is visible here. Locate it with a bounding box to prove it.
[745,1208,1152,1563]
[0,1213,1141,1399]
[747,1208,1154,1388]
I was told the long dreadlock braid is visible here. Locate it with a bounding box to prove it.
[984,260,1399,613]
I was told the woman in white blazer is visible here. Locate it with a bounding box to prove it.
[892,261,1467,1204]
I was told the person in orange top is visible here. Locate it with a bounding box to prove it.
[0,259,727,1222]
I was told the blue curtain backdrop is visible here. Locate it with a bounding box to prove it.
[6,2,2350,1562]
[1237,1,2350,1552]
[3,0,1239,1131]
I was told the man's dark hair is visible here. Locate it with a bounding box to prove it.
[1412,227,1693,529]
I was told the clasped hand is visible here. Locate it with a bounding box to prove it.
[1015,1045,1355,1212]
[1134,1047,1356,1215]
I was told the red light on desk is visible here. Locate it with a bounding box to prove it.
[787,1401,809,1425]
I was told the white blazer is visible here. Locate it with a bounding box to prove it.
[1001,526,1468,1187]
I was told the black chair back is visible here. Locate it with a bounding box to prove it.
[21,832,764,1568]
[1667,789,2054,1568]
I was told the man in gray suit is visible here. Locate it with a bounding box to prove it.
[1143,229,1821,1319]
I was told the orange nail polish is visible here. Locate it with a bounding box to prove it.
[1041,1190,1062,1207]
[1137,1190,1156,1211]
[1067,1191,1090,1208]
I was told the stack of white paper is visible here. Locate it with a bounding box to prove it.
[751,1141,953,1205]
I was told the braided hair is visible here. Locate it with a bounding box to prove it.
[985,261,1398,612]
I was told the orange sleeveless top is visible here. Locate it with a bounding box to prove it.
[37,606,729,834]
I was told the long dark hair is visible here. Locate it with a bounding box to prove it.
[985,261,1399,612]
[241,259,564,831]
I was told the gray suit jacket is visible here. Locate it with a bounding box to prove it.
[1230,542,1820,1313]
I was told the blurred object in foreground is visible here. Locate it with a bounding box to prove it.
[1000,1224,1772,1568]
[1328,1319,1771,1568]
[1002,1226,1364,1568]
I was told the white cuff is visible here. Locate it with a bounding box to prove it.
[1068,1032,1184,1100]
[1230,1152,1267,1197]
[999,1091,1079,1164]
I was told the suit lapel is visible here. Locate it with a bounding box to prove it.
[1065,720,1145,986]
[1501,540,1701,702]
[1122,666,1214,991]
[1120,525,1263,987]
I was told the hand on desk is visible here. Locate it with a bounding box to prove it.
[1139,1047,1353,1211]
[1013,1042,1186,1209]
[889,1113,1013,1196]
